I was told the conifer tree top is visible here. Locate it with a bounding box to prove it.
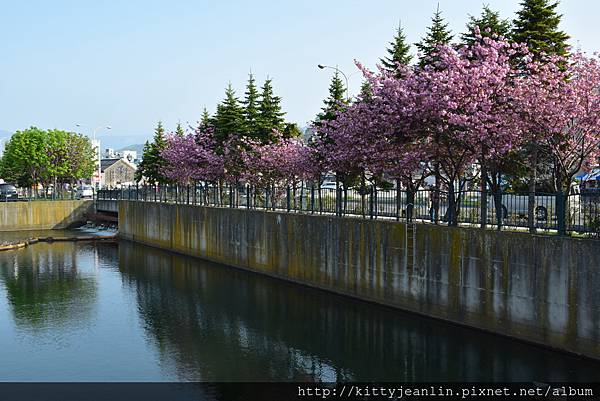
[200,107,210,125]
[243,73,260,137]
[175,122,184,137]
[512,0,569,58]
[212,83,245,143]
[153,121,166,144]
[416,5,454,67]
[257,78,285,142]
[461,5,511,45]
[380,21,412,75]
[316,70,348,124]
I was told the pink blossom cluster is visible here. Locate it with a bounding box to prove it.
[241,132,316,187]
[318,32,600,192]
[160,33,600,192]
[161,126,225,185]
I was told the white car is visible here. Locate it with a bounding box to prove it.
[320,182,337,191]
[77,185,94,199]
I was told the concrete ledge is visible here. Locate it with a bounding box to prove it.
[119,200,600,360]
[0,234,118,252]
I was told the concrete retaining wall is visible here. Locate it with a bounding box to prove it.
[119,200,600,359]
[96,199,118,213]
[0,200,94,231]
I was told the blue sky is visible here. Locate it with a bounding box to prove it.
[0,0,597,149]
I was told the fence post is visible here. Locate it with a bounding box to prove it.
[369,185,374,219]
[265,186,269,210]
[335,180,341,217]
[396,180,401,221]
[557,191,566,235]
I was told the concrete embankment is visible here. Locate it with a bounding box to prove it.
[118,200,600,360]
[0,200,94,231]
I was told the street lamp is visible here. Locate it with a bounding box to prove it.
[75,124,112,188]
[0,137,7,158]
[317,64,350,101]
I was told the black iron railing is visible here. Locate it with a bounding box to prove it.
[96,184,600,237]
[0,186,95,202]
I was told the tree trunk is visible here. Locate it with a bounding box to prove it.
[527,145,538,234]
[433,163,441,225]
[489,172,503,231]
[406,186,415,223]
[361,172,366,218]
[480,163,488,229]
[447,180,457,227]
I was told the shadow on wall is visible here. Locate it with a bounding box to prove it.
[0,200,94,232]
[117,240,600,382]
[118,201,600,362]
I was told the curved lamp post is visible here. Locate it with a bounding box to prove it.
[75,124,112,188]
[317,64,350,101]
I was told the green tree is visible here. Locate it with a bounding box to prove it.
[511,0,569,58]
[461,5,512,46]
[212,83,246,144]
[380,21,412,76]
[242,73,260,138]
[257,78,285,142]
[282,123,303,139]
[0,127,50,187]
[175,122,185,137]
[64,133,95,183]
[315,70,348,125]
[135,121,168,184]
[416,5,454,68]
[0,128,94,191]
[358,80,373,102]
[198,107,211,131]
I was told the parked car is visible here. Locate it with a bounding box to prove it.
[320,181,337,191]
[488,183,581,221]
[0,183,18,201]
[76,185,94,199]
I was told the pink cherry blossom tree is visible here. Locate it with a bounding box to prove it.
[161,125,224,186]
[513,51,600,232]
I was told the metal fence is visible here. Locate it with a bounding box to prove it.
[0,187,95,202]
[96,184,600,237]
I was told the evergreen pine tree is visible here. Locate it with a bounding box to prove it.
[212,83,246,144]
[135,121,168,184]
[315,70,347,124]
[416,5,454,68]
[175,122,184,137]
[257,78,285,142]
[359,80,373,102]
[511,0,569,59]
[242,73,261,138]
[282,123,303,139]
[380,21,412,76]
[199,107,211,130]
[461,5,511,46]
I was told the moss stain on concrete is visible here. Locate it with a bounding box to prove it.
[118,201,600,361]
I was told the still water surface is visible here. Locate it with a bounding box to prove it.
[0,231,598,382]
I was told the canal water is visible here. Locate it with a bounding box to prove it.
[0,230,599,382]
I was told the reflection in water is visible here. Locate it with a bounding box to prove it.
[0,242,97,332]
[118,241,600,382]
[0,237,598,382]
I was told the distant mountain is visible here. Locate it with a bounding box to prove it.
[117,143,145,155]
